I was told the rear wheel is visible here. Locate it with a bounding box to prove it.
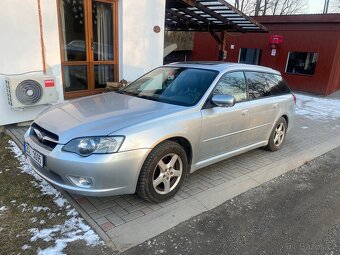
[137,141,188,203]
[265,117,287,152]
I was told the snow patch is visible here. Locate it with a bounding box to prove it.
[22,244,31,250]
[32,206,50,213]
[19,203,29,212]
[0,206,7,215]
[296,94,340,121]
[8,140,103,254]
[54,197,67,208]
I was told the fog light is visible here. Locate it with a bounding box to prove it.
[69,176,94,188]
[79,177,93,186]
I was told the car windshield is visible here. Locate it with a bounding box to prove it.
[120,67,218,106]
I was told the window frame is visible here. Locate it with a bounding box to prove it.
[238,48,262,65]
[56,0,119,99]
[285,51,319,76]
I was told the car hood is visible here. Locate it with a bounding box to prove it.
[34,92,185,144]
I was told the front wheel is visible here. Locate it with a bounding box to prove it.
[136,141,188,203]
[265,117,287,152]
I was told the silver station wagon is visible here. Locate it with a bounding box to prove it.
[25,62,295,203]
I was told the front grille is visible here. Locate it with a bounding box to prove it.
[30,123,59,151]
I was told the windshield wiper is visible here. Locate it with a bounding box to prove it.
[136,94,160,102]
[116,90,136,96]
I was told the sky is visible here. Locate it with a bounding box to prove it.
[308,0,325,13]
[226,0,339,14]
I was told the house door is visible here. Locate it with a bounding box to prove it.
[58,0,118,99]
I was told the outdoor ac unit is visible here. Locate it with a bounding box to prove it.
[5,76,59,109]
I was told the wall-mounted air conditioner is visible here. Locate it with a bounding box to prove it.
[5,76,59,109]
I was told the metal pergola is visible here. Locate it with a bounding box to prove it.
[165,0,267,60]
[165,0,267,33]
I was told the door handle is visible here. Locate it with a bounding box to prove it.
[273,103,278,109]
[241,109,249,116]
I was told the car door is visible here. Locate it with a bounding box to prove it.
[199,71,251,161]
[245,71,279,144]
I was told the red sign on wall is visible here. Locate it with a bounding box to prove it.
[269,35,283,45]
[44,79,55,87]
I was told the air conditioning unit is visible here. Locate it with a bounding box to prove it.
[5,76,59,109]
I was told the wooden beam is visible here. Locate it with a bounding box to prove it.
[209,31,223,45]
[168,9,201,27]
[166,13,204,31]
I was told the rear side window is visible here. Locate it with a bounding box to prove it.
[246,72,290,100]
[245,72,270,99]
[264,73,291,96]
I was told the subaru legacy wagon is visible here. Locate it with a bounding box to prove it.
[24,62,295,203]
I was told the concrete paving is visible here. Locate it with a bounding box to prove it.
[6,93,340,252]
[124,147,340,255]
[329,89,340,99]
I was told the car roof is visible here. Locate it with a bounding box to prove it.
[165,61,281,75]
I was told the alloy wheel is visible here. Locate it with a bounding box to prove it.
[152,153,183,195]
[274,122,285,146]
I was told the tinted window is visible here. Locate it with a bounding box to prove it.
[264,73,291,96]
[213,72,247,102]
[122,67,218,106]
[286,52,318,75]
[239,48,262,65]
[245,72,270,99]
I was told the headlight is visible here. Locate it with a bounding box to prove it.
[62,136,125,156]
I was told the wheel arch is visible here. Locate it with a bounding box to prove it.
[147,136,193,168]
[282,114,289,126]
[167,136,193,167]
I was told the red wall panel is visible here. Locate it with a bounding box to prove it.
[192,15,340,95]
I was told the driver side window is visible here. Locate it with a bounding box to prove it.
[213,72,247,102]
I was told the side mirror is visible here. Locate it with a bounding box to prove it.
[211,94,236,108]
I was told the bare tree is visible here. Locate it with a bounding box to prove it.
[233,0,254,14]
[232,0,307,15]
[329,0,340,12]
[279,0,306,15]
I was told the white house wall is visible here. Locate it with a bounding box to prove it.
[0,0,62,126]
[119,0,166,82]
[0,0,166,126]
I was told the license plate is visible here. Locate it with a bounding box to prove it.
[25,143,44,168]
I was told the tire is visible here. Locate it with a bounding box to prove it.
[265,117,288,152]
[136,141,188,203]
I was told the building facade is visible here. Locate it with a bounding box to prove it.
[0,0,166,126]
[193,14,340,96]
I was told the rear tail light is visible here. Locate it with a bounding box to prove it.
[292,93,296,104]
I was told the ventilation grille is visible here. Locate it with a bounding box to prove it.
[15,79,43,105]
[5,80,13,106]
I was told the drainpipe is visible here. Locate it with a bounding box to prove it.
[323,0,330,14]
[37,0,46,74]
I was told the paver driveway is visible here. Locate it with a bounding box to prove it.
[7,93,340,251]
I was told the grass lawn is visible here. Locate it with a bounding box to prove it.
[0,133,114,255]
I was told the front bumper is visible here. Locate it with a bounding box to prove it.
[24,133,151,197]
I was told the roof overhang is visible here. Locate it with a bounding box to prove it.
[165,0,268,33]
